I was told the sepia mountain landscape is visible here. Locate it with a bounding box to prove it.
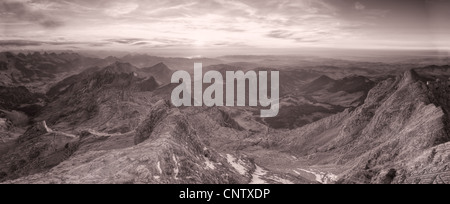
[1,0,450,184]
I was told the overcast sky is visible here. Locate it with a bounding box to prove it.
[0,0,449,55]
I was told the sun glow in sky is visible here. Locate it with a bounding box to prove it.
[1,0,449,55]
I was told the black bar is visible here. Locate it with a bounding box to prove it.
[1,184,441,204]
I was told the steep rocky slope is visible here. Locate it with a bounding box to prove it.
[0,121,77,182]
[0,115,14,142]
[0,52,113,93]
[141,63,173,85]
[5,101,255,184]
[270,69,450,183]
[0,86,46,117]
[264,74,376,130]
[195,65,377,130]
[37,63,160,133]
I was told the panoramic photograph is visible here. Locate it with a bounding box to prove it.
[0,0,450,185]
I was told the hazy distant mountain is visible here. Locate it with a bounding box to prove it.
[120,54,222,71]
[0,52,120,93]
[415,65,450,80]
[397,57,450,67]
[300,75,375,95]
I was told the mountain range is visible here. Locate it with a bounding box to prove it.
[1,52,449,184]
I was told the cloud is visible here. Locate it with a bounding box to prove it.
[0,0,64,28]
[0,0,350,50]
[0,40,43,47]
[266,29,327,44]
[102,37,197,48]
[88,42,110,47]
[352,2,389,19]
[267,30,294,39]
[0,39,88,47]
[3,0,429,51]
[294,38,319,43]
[105,2,139,17]
[40,20,64,28]
[366,9,389,18]
[133,42,149,46]
[105,38,148,44]
[144,2,198,17]
[355,2,366,11]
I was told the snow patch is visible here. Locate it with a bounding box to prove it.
[250,165,267,184]
[172,155,179,179]
[205,158,216,170]
[226,154,247,175]
[156,162,162,174]
[84,129,123,137]
[271,176,293,184]
[42,121,52,133]
[298,168,338,184]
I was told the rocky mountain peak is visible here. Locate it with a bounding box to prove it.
[153,62,169,69]
[143,62,171,73]
[399,69,421,87]
[141,63,174,85]
[103,61,136,73]
[32,52,41,57]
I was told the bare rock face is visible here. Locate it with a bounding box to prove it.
[0,112,14,143]
[205,107,244,131]
[0,118,9,131]
[17,121,52,144]
[0,121,77,182]
[135,100,171,145]
[399,69,421,87]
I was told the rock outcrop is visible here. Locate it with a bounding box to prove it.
[0,121,77,182]
[0,118,12,132]
[135,100,172,145]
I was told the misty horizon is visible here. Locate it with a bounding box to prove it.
[2,48,450,63]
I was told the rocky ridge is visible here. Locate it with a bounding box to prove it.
[5,101,254,184]
[270,69,450,183]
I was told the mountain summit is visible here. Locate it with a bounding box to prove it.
[142,62,173,85]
